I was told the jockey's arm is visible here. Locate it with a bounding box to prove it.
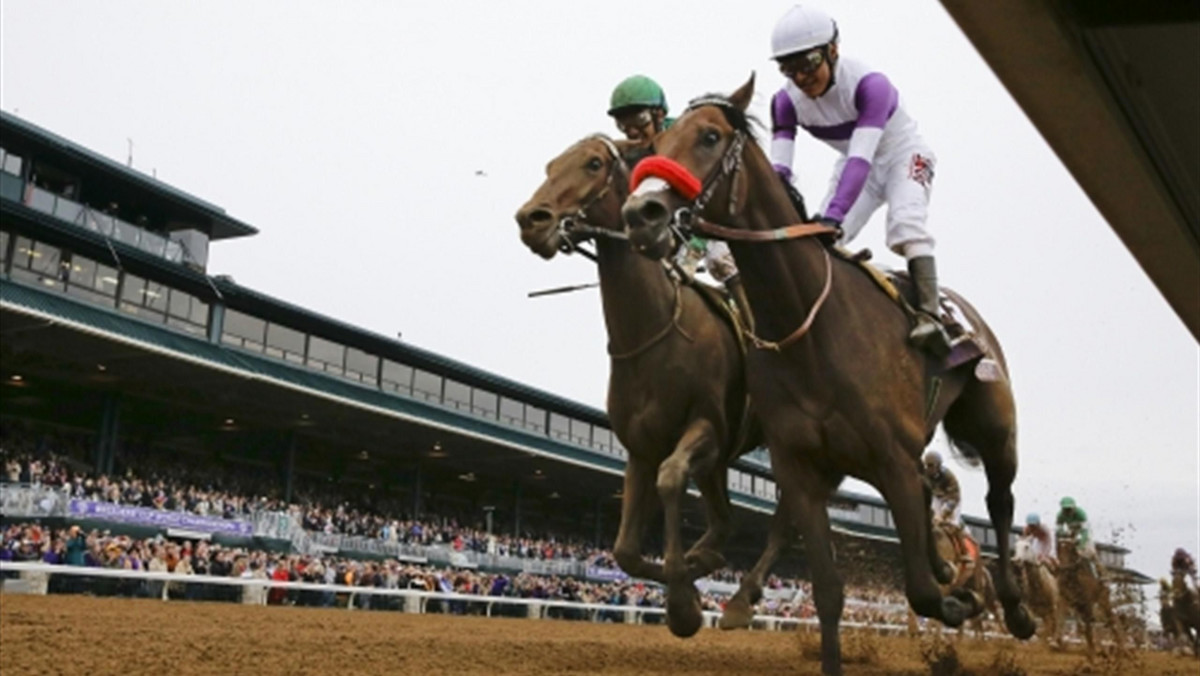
[822,73,898,224]
[769,90,797,183]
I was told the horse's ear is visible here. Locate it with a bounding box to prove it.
[729,72,755,112]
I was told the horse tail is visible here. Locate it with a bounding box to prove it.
[946,437,984,468]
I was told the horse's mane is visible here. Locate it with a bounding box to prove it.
[684,94,762,142]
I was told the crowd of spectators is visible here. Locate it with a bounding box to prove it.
[2,424,921,624]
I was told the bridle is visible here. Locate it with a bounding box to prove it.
[628,99,839,352]
[555,135,631,262]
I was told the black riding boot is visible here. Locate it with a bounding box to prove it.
[907,255,952,356]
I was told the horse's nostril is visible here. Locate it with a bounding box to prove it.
[519,208,554,230]
[638,200,668,226]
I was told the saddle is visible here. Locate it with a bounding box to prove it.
[828,246,1001,380]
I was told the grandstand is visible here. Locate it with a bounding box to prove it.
[0,110,1148,598]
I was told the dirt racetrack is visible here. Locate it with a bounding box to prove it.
[1,595,1194,675]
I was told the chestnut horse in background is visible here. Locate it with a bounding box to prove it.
[515,134,760,638]
[621,76,1035,675]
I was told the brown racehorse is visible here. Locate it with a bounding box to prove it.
[515,134,760,638]
[620,76,1035,675]
[1012,535,1063,647]
[1055,534,1123,655]
[917,524,1001,640]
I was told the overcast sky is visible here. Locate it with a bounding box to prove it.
[2,1,1196,586]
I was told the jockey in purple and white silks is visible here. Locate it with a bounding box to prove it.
[768,5,951,356]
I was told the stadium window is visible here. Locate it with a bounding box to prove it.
[412,370,442,402]
[63,255,113,308]
[381,360,414,395]
[2,150,21,175]
[592,426,612,453]
[0,230,9,269]
[164,288,208,336]
[499,397,524,426]
[307,335,346,375]
[53,197,82,225]
[221,309,267,352]
[569,418,590,446]
[548,413,571,441]
[344,347,379,385]
[524,405,546,434]
[443,379,470,410]
[110,218,141,248]
[10,239,65,291]
[265,322,306,363]
[727,470,739,492]
[470,388,498,418]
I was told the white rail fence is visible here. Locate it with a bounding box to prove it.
[0,561,919,635]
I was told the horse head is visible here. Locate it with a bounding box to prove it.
[515,135,643,259]
[622,74,762,262]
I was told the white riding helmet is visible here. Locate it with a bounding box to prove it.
[771,5,839,59]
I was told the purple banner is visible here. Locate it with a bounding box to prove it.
[68,500,254,537]
[586,565,629,582]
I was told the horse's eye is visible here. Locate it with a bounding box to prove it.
[587,158,604,171]
[702,130,720,147]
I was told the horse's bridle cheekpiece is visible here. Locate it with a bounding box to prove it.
[556,134,630,262]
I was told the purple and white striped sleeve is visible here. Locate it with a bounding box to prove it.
[770,89,798,182]
[824,72,899,223]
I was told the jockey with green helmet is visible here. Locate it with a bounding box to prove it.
[608,75,750,320]
[1055,496,1099,572]
[607,75,674,142]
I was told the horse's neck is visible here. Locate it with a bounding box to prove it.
[732,156,837,344]
[595,234,676,354]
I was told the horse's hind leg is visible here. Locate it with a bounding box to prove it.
[943,376,1036,639]
[719,492,795,630]
[612,456,666,584]
[684,468,732,577]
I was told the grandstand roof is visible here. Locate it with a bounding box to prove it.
[0,111,258,241]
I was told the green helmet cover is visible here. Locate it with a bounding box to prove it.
[1060,496,1076,509]
[609,75,668,116]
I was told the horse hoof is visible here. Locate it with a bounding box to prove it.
[940,596,966,628]
[718,599,754,630]
[684,549,726,576]
[667,587,704,638]
[1005,605,1036,640]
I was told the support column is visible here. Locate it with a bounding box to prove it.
[284,433,296,504]
[512,481,522,537]
[593,497,603,546]
[412,462,423,516]
[95,393,121,475]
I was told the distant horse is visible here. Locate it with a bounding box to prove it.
[1012,535,1062,647]
[515,134,760,638]
[1170,571,1200,656]
[620,75,1035,675]
[907,523,1000,641]
[1056,534,1122,655]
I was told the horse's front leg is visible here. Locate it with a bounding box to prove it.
[657,418,720,638]
[876,453,966,629]
[683,466,731,578]
[719,491,795,630]
[612,456,666,584]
